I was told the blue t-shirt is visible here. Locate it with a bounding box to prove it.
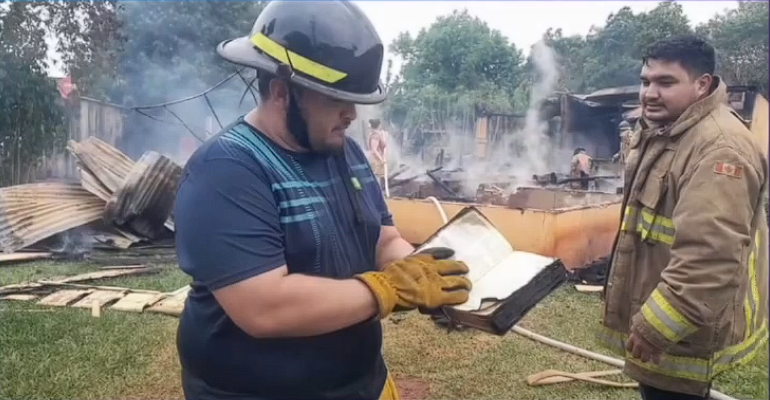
[174,119,392,400]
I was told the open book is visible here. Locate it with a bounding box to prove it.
[414,206,567,335]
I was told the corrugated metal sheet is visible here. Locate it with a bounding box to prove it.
[0,138,182,253]
[68,137,177,233]
[104,151,182,239]
[0,182,105,253]
[67,137,134,200]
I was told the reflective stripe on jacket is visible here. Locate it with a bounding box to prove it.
[599,78,769,396]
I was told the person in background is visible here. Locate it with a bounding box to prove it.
[172,2,472,400]
[569,147,593,190]
[613,120,635,181]
[600,35,768,400]
[612,120,633,165]
[367,118,388,186]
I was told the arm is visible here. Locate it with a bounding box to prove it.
[215,267,378,338]
[630,147,763,350]
[175,158,378,339]
[368,174,414,269]
[376,226,414,269]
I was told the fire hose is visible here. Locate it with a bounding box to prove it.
[422,196,739,400]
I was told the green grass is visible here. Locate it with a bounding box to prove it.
[0,261,767,400]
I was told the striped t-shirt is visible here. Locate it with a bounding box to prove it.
[174,119,391,399]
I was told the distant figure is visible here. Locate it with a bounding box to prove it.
[570,147,593,190]
[612,120,634,166]
[367,118,388,184]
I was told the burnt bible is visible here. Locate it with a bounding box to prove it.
[415,206,567,335]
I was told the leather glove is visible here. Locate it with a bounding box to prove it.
[355,247,472,320]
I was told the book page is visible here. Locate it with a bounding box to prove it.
[415,208,512,283]
[414,207,556,312]
[454,250,557,311]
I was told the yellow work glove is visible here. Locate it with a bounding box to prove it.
[355,247,472,320]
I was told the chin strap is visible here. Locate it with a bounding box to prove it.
[286,86,312,150]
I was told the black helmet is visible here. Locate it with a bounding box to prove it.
[217,1,386,105]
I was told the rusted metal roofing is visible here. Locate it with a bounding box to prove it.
[67,137,134,201]
[68,137,178,234]
[104,151,182,239]
[0,182,105,253]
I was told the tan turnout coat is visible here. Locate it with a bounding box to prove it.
[600,78,769,396]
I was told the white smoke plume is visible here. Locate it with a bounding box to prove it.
[508,40,560,181]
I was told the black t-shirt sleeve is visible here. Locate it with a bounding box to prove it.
[174,157,285,291]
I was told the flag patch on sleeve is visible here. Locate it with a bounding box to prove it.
[713,161,743,178]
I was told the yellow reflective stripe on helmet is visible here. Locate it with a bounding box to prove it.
[641,289,697,343]
[250,32,347,84]
[598,323,768,382]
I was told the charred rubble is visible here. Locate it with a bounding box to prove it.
[0,137,181,257]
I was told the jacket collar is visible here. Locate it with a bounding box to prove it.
[638,76,727,138]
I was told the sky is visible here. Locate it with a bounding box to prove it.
[353,0,739,73]
[46,1,739,78]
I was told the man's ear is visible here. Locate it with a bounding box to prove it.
[269,79,290,110]
[694,74,713,97]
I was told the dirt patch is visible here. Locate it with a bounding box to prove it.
[395,377,430,400]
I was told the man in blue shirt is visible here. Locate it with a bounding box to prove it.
[173,2,472,399]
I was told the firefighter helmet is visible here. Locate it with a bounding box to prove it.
[216,1,386,105]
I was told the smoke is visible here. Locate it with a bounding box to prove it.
[507,40,560,182]
[118,62,257,167]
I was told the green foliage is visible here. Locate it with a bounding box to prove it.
[0,2,66,186]
[542,3,693,93]
[696,1,769,96]
[386,9,524,130]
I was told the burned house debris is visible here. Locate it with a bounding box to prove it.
[0,137,181,256]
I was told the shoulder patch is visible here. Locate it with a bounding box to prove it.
[714,161,744,179]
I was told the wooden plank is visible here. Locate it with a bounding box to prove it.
[98,264,146,270]
[48,267,160,284]
[146,286,190,317]
[1,294,40,301]
[575,284,603,293]
[0,252,52,264]
[71,290,126,309]
[38,289,92,306]
[110,292,163,313]
[36,281,161,294]
[0,282,45,296]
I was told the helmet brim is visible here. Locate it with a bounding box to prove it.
[217,36,387,105]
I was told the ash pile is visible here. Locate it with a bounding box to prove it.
[0,137,181,257]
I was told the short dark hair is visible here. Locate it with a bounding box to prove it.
[257,71,274,101]
[642,35,716,77]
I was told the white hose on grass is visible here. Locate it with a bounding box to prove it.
[426,198,738,400]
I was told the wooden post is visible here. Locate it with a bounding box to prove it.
[475,115,489,159]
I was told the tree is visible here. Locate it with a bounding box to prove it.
[696,1,769,96]
[541,2,693,93]
[0,1,120,185]
[386,9,524,130]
